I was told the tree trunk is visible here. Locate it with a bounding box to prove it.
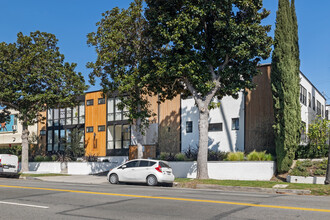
[196,108,209,179]
[20,121,29,173]
[325,142,330,184]
[136,103,144,159]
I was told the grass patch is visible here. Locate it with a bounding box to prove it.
[175,178,330,196]
[19,173,70,177]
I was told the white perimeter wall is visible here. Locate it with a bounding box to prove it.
[169,161,276,181]
[181,93,244,153]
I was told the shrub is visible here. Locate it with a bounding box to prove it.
[247,150,274,161]
[43,156,51,162]
[34,155,44,162]
[300,159,312,167]
[208,150,228,161]
[226,152,244,161]
[314,169,326,176]
[296,144,329,159]
[51,155,58,161]
[174,153,185,161]
[184,146,198,161]
[290,162,309,177]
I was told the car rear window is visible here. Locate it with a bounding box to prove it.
[159,161,171,168]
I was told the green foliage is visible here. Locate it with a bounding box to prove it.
[174,153,185,161]
[290,165,309,177]
[51,155,58,161]
[0,31,88,171]
[65,128,85,159]
[146,0,272,178]
[87,0,155,135]
[290,159,328,177]
[207,150,228,161]
[271,0,301,173]
[43,156,51,162]
[34,155,44,162]
[314,169,326,176]
[226,152,245,161]
[307,117,330,158]
[0,145,22,156]
[246,150,273,161]
[300,159,313,167]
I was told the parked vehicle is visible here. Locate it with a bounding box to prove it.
[107,159,175,186]
[0,154,19,176]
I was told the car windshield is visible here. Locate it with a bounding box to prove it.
[159,161,171,168]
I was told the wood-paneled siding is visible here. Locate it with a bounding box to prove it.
[85,92,107,156]
[245,65,275,154]
[37,110,47,154]
[158,95,181,154]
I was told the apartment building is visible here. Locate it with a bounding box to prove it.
[0,109,38,148]
[182,64,327,154]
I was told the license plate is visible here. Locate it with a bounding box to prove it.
[3,165,9,169]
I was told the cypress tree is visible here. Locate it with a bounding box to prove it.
[271,0,301,173]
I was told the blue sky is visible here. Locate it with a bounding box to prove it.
[0,0,329,103]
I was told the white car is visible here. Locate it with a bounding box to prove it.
[107,159,175,186]
[0,154,19,176]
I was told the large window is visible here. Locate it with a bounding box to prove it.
[300,86,307,106]
[317,101,321,115]
[308,92,311,108]
[107,125,131,150]
[107,98,129,121]
[48,104,85,128]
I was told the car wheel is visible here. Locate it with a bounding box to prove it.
[146,175,158,186]
[109,174,119,184]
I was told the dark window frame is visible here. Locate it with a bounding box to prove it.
[86,99,94,106]
[86,126,94,133]
[186,121,193,133]
[98,98,105,105]
[208,123,223,132]
[232,118,239,130]
[98,125,105,132]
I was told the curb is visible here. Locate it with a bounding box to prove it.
[174,183,311,195]
[195,184,311,195]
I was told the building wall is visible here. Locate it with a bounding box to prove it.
[181,93,245,153]
[0,109,37,147]
[326,105,330,120]
[245,65,275,154]
[85,91,107,156]
[300,72,327,137]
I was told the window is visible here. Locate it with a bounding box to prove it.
[125,161,139,168]
[300,121,306,143]
[98,125,105,132]
[299,86,307,106]
[308,92,311,108]
[312,96,315,110]
[317,101,321,115]
[321,105,324,118]
[186,121,193,133]
[107,124,131,150]
[208,123,223,132]
[40,130,46,136]
[107,97,129,121]
[79,102,85,124]
[139,160,149,167]
[86,126,94,133]
[47,130,53,151]
[98,98,105,104]
[53,108,59,126]
[66,107,72,125]
[326,110,329,120]
[47,109,53,127]
[232,118,239,130]
[86,99,94,106]
[60,108,65,126]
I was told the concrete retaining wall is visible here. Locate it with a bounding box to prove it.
[287,175,326,184]
[169,161,276,181]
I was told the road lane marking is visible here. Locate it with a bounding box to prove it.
[0,201,49,209]
[0,184,329,213]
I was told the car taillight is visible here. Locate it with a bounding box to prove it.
[155,165,162,173]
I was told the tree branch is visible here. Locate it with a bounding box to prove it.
[0,101,19,110]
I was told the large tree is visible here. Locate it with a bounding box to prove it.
[0,31,87,172]
[87,0,157,158]
[145,0,272,179]
[271,0,301,173]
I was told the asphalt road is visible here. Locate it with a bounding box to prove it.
[0,177,330,220]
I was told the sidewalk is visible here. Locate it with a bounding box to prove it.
[20,174,312,195]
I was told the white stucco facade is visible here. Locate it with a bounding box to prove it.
[181,93,245,153]
[299,72,327,142]
[0,109,38,147]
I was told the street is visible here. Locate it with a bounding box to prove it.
[0,178,330,219]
